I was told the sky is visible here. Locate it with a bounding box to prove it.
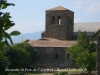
[2,0,100,34]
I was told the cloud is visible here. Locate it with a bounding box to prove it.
[7,22,45,34]
[71,0,84,9]
[72,0,100,14]
[73,0,83,5]
[74,18,84,23]
[85,1,100,14]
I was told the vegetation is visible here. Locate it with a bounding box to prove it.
[3,42,37,67]
[0,51,10,75]
[53,73,58,75]
[67,31,96,74]
[15,43,37,62]
[0,0,20,48]
[59,71,68,75]
[0,0,22,74]
[8,72,24,75]
[0,42,37,75]
[18,72,24,75]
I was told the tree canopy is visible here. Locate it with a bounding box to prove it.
[1,42,37,69]
[67,31,96,74]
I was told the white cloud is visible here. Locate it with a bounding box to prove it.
[71,5,82,9]
[74,18,84,23]
[71,0,84,9]
[85,1,100,14]
[73,0,83,5]
[72,0,100,14]
[7,22,45,34]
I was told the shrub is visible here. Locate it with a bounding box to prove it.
[8,73,17,75]
[53,73,58,75]
[8,73,13,75]
[59,71,68,75]
[18,72,24,75]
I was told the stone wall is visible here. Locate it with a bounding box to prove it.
[42,10,74,40]
[32,47,76,68]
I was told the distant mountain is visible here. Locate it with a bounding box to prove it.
[12,31,42,43]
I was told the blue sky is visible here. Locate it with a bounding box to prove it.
[3,0,100,34]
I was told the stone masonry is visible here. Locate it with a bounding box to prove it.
[32,47,76,68]
[42,6,74,40]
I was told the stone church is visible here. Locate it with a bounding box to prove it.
[27,6,100,68]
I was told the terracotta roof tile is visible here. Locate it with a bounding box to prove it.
[47,6,67,11]
[28,38,76,47]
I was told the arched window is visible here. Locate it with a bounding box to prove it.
[58,16,61,25]
[52,16,55,25]
[55,53,58,59]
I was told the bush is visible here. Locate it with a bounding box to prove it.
[8,73,13,75]
[8,72,24,75]
[8,73,17,75]
[53,73,58,75]
[59,71,68,75]
[18,72,24,75]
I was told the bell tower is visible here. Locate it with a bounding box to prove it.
[42,6,74,40]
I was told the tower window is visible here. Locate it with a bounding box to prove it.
[55,53,58,59]
[52,16,55,25]
[58,16,61,25]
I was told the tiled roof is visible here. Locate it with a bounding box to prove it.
[46,6,67,11]
[74,22,100,32]
[28,38,76,47]
[28,22,99,47]
[74,22,100,36]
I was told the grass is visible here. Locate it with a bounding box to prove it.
[68,71,86,74]
[20,68,88,75]
[28,72,55,75]
[27,70,86,75]
[25,71,58,75]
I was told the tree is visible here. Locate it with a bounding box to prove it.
[15,42,37,63]
[0,1,21,74]
[0,0,21,48]
[1,45,31,69]
[1,42,37,69]
[0,51,10,75]
[67,31,96,74]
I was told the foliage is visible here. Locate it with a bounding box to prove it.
[0,0,21,75]
[0,51,10,75]
[15,42,37,62]
[0,0,21,48]
[1,45,31,68]
[67,31,96,74]
[53,73,58,75]
[18,72,24,75]
[59,71,68,75]
[8,73,17,75]
[1,42,37,68]
[8,72,24,75]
